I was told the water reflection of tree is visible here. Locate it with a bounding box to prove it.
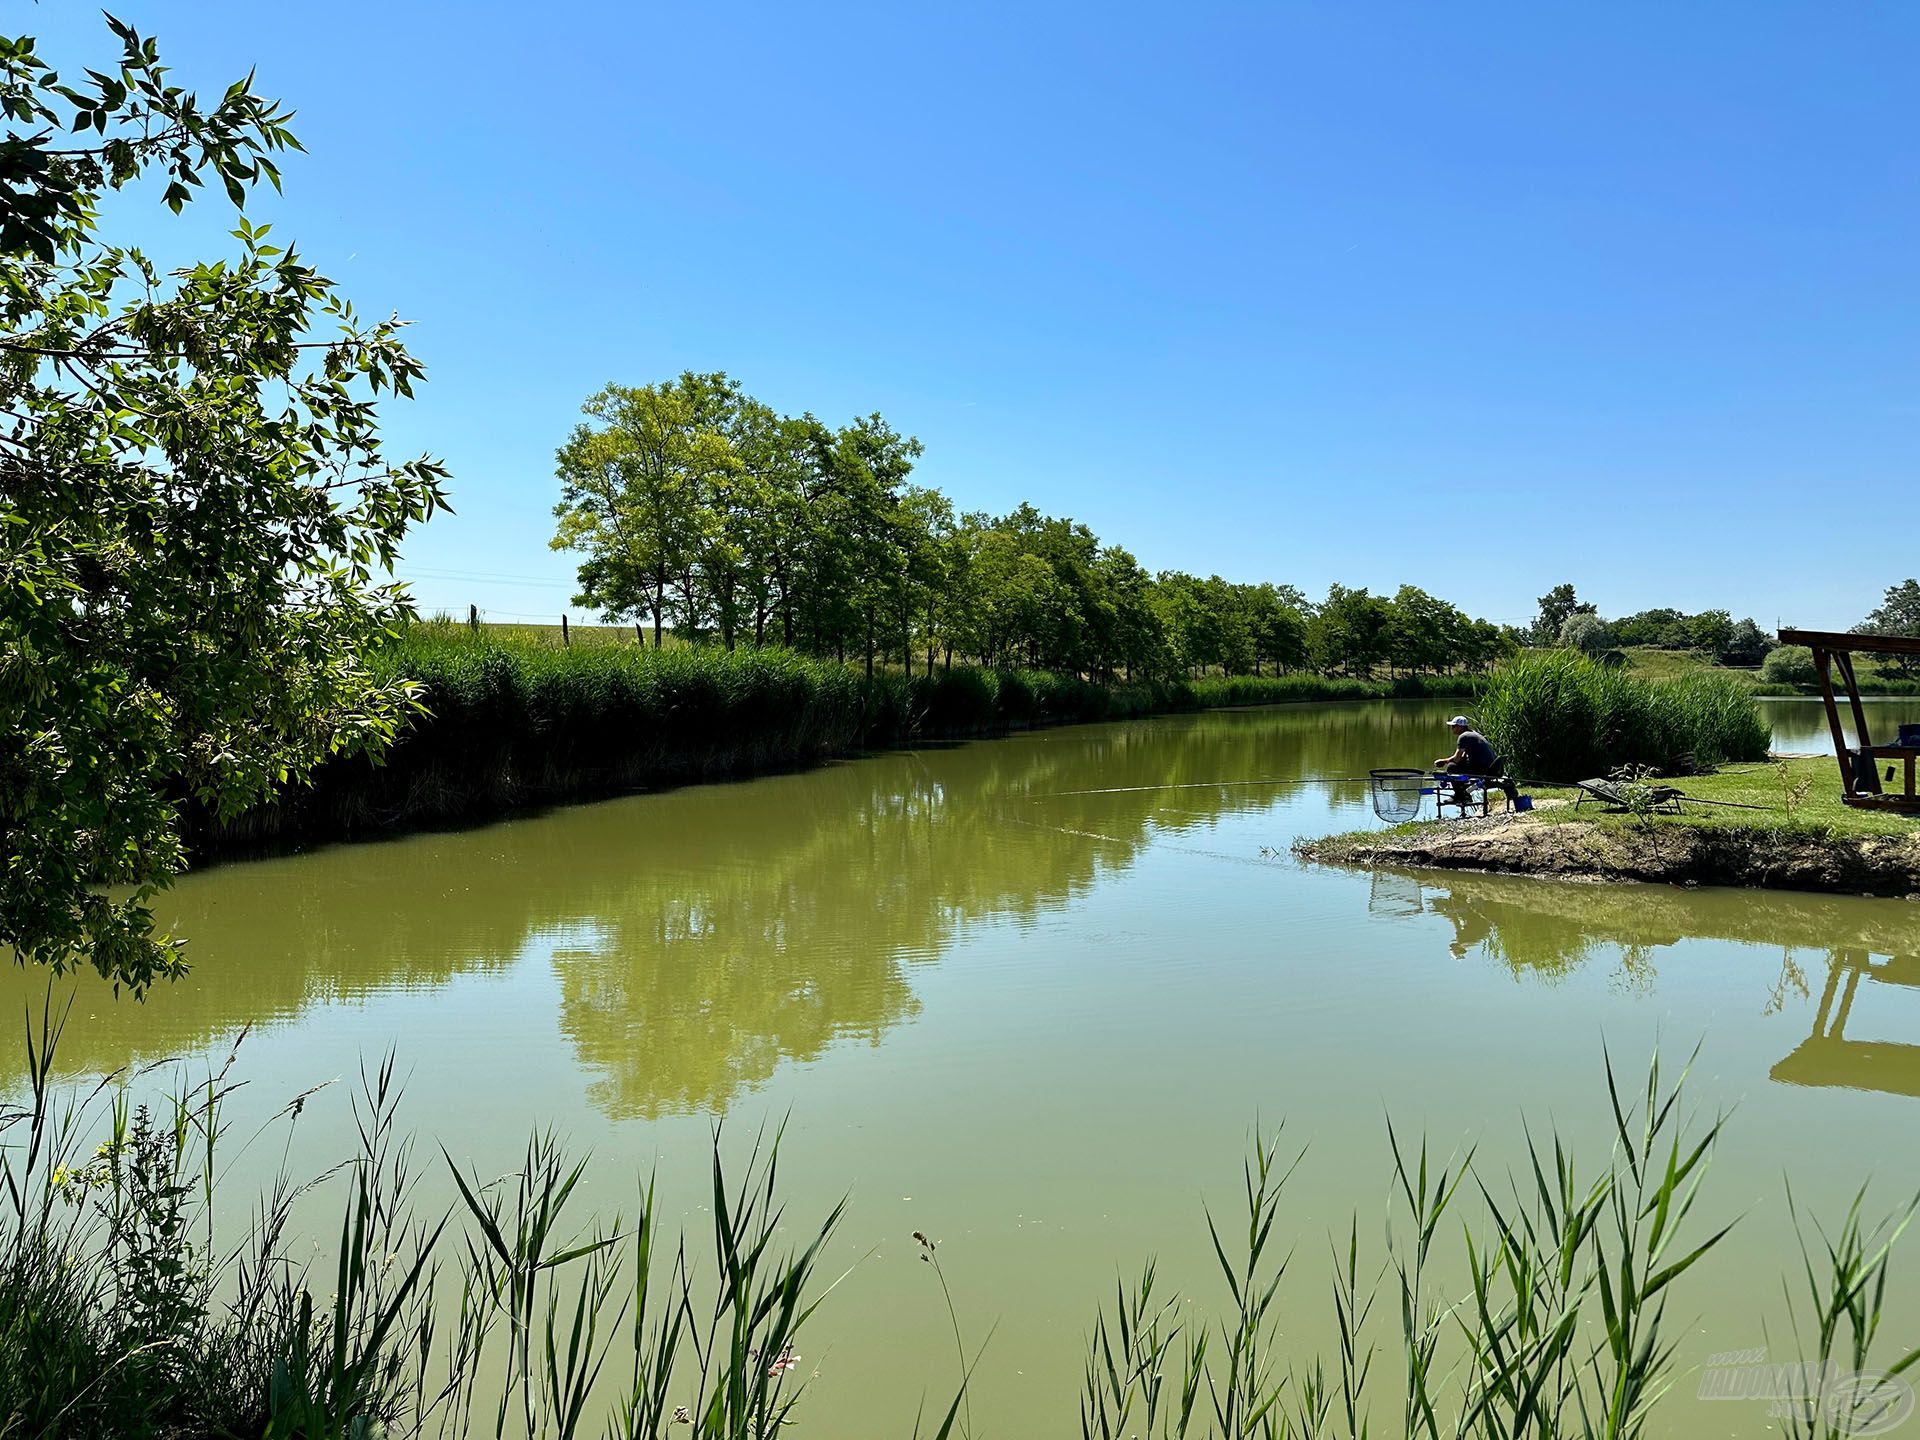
[0,702,1450,1114]
[1422,883,1674,985]
[544,705,1436,1117]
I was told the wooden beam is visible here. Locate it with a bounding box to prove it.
[1834,651,1875,743]
[1780,627,1920,658]
[1834,651,1883,793]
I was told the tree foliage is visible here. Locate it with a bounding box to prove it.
[1860,579,1920,638]
[1860,578,1920,676]
[1760,645,1816,687]
[552,378,1517,685]
[1,20,448,988]
[1557,598,1774,664]
[1529,583,1594,646]
[1558,612,1615,656]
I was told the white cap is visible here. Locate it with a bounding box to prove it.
[1448,716,1473,727]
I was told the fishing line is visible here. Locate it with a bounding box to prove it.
[1001,815,1285,869]
[1021,776,1375,799]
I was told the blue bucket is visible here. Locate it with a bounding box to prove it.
[1514,795,1534,812]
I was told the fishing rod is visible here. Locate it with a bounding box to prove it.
[1027,774,1782,812]
[1023,776,1379,798]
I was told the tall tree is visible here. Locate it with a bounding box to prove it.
[1861,579,1920,675]
[1861,580,1920,637]
[1387,585,1457,674]
[551,381,723,646]
[1723,617,1771,664]
[1247,586,1308,675]
[728,401,813,647]
[1,21,449,988]
[897,485,954,675]
[1311,585,1393,677]
[1094,546,1164,681]
[1530,583,1594,646]
[814,414,922,678]
[1152,571,1218,676]
[1687,608,1734,657]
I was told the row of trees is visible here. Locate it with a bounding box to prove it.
[1527,585,1773,664]
[1531,580,1920,670]
[550,374,1517,681]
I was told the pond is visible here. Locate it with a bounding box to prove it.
[11,695,1920,1436]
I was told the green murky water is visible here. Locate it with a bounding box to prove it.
[10,697,1920,1435]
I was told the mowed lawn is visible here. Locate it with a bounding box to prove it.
[1537,755,1920,839]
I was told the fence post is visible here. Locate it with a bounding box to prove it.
[635,621,644,645]
[561,613,570,647]
[468,603,479,632]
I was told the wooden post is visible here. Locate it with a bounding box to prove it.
[1811,957,1842,1037]
[1814,646,1853,798]
[1834,651,1881,794]
[1833,963,1863,1035]
[1835,651,1876,749]
[635,621,644,645]
[561,613,570,647]
[468,603,479,632]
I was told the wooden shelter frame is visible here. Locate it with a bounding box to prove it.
[1777,628,1920,815]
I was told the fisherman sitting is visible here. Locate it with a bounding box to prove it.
[1435,716,1517,807]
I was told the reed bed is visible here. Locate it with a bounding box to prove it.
[0,1010,926,1440]
[1476,650,1770,782]
[3,1025,1914,1439]
[194,627,1477,853]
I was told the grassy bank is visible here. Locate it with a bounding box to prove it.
[1553,756,1917,838]
[1331,757,1918,843]
[194,625,1478,853]
[1480,650,1769,781]
[1301,758,1920,894]
[6,1026,1916,1439]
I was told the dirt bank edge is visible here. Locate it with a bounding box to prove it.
[1294,815,1920,896]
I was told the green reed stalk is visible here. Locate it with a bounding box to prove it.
[1772,1182,1920,1440]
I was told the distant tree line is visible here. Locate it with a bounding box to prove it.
[550,373,1517,682]
[1526,584,1773,665]
[1529,577,1920,686]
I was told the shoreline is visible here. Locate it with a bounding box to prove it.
[189,681,1471,867]
[1294,812,1920,897]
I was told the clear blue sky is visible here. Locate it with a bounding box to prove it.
[36,1,1919,629]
